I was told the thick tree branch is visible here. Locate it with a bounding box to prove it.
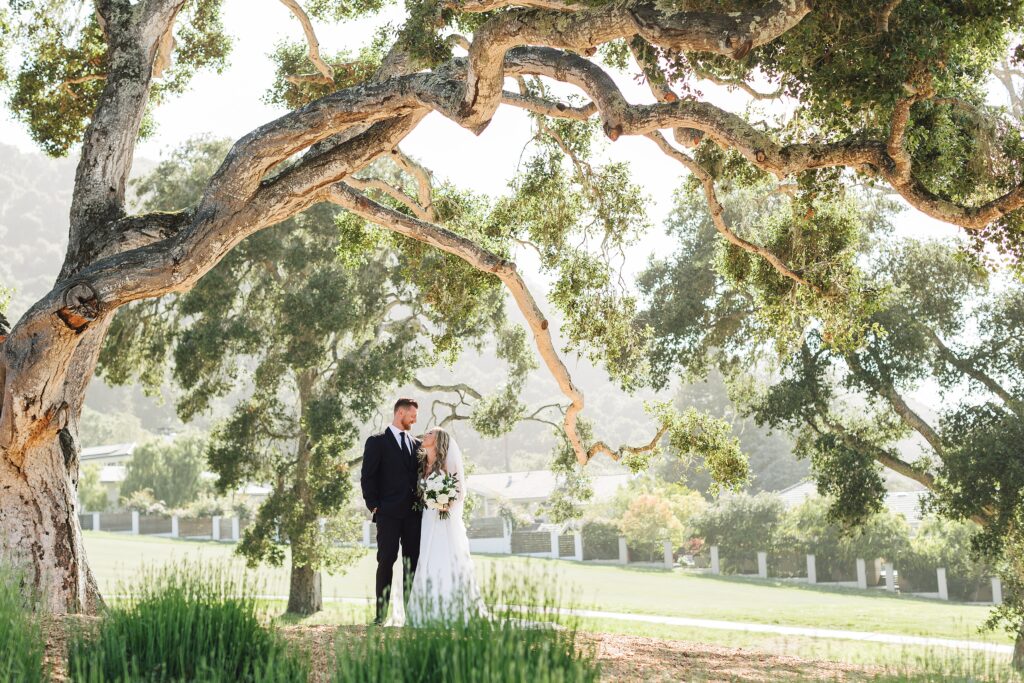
[845,353,945,456]
[822,417,935,489]
[460,0,813,130]
[502,47,1024,230]
[921,324,1024,418]
[63,0,188,279]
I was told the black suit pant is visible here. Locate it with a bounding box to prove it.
[374,512,421,622]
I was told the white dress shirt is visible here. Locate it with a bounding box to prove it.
[388,424,412,455]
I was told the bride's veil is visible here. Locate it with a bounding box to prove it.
[445,432,466,514]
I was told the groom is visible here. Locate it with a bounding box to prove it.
[361,397,422,624]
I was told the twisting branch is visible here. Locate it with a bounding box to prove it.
[59,74,107,98]
[876,0,902,33]
[413,378,484,399]
[587,423,669,463]
[647,131,825,294]
[345,176,432,221]
[390,149,437,221]
[691,67,782,101]
[279,0,335,85]
[817,416,936,489]
[444,0,585,12]
[500,91,597,121]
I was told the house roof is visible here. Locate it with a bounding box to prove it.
[81,443,136,462]
[466,470,630,503]
[775,479,929,529]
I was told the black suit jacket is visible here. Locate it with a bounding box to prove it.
[361,429,421,520]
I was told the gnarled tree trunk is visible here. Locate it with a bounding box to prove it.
[0,321,108,613]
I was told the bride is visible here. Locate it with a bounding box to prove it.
[405,427,485,625]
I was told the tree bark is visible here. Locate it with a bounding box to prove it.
[0,421,103,614]
[1015,629,1024,671]
[286,564,323,616]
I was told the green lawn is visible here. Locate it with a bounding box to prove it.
[83,531,1007,645]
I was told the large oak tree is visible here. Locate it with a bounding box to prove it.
[1,0,1024,622]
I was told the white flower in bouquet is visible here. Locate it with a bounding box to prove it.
[422,470,459,520]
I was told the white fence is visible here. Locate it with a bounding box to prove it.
[703,545,1004,605]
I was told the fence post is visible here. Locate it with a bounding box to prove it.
[806,554,817,584]
[362,520,371,547]
[884,562,895,592]
[319,518,327,534]
[573,533,583,562]
[617,536,628,565]
[664,540,674,569]
[171,515,179,538]
[503,519,512,554]
[856,559,867,589]
[231,517,240,541]
[937,568,948,600]
[710,546,720,575]
[92,512,100,532]
[212,515,221,541]
[757,551,768,579]
[550,530,560,559]
[992,577,1003,605]
[131,511,140,535]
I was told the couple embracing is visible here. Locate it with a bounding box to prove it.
[360,398,483,625]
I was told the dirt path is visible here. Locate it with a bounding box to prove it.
[278,624,878,682]
[44,618,878,682]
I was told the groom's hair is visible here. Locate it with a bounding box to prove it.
[394,398,418,413]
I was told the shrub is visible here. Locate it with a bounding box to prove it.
[78,463,110,512]
[0,566,46,683]
[781,496,911,582]
[620,494,682,561]
[334,571,600,683]
[120,488,168,515]
[66,562,306,682]
[580,519,620,561]
[689,492,786,573]
[900,517,994,599]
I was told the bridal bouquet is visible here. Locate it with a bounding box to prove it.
[422,470,459,520]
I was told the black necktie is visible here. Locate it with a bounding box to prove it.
[400,432,410,457]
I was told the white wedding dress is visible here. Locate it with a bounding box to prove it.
[403,437,485,625]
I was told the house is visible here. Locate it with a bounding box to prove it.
[80,443,136,507]
[775,479,930,530]
[466,469,631,517]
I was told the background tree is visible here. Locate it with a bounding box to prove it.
[640,175,1024,656]
[119,433,209,510]
[2,0,1024,622]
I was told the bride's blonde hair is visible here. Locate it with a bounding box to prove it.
[418,427,451,476]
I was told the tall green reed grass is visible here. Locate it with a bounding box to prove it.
[0,564,47,682]
[66,561,307,682]
[333,566,600,683]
